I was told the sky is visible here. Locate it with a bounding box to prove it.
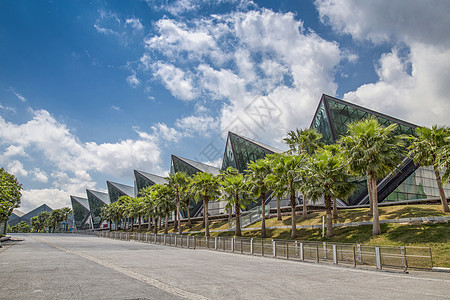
[1,0,449,213]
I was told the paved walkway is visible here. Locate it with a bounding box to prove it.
[1,234,449,300]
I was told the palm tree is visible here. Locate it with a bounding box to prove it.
[62,207,72,232]
[167,172,190,235]
[270,154,304,239]
[306,145,354,237]
[181,176,194,228]
[219,167,249,236]
[117,196,133,231]
[190,172,220,237]
[49,209,65,232]
[151,184,175,234]
[340,116,406,235]
[265,153,286,221]
[408,126,450,212]
[246,158,272,238]
[283,128,323,219]
[37,211,49,232]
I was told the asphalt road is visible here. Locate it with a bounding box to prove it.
[0,234,449,300]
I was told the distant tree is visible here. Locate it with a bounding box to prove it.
[31,216,39,232]
[48,209,65,233]
[408,126,450,212]
[0,167,23,224]
[17,221,30,233]
[37,211,50,232]
[62,207,72,232]
[340,117,406,235]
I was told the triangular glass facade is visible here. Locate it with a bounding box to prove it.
[107,181,135,203]
[222,132,282,173]
[86,189,110,229]
[134,170,167,196]
[171,155,220,217]
[70,196,91,230]
[310,94,421,205]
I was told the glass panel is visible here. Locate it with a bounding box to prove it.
[172,156,200,176]
[135,172,154,196]
[71,199,90,230]
[87,194,106,229]
[221,135,237,170]
[231,134,273,173]
[108,184,125,203]
[311,100,334,145]
[385,166,450,202]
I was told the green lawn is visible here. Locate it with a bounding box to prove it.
[172,204,450,267]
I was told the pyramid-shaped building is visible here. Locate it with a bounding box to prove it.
[310,94,450,205]
[86,189,110,229]
[70,195,91,230]
[134,170,168,196]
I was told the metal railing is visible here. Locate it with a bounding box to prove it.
[229,204,270,229]
[91,231,432,272]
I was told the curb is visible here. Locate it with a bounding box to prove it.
[0,235,11,242]
[432,267,450,273]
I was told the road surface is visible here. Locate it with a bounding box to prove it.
[0,234,449,299]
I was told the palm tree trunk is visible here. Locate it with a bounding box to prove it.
[138,214,141,231]
[154,217,159,234]
[130,217,134,232]
[158,216,161,230]
[115,217,119,232]
[65,216,68,232]
[277,196,282,221]
[204,197,210,237]
[371,174,381,235]
[228,207,232,225]
[325,195,334,238]
[177,197,182,235]
[302,193,308,219]
[332,197,338,220]
[434,165,450,212]
[367,173,373,215]
[164,210,169,234]
[290,185,296,239]
[186,199,192,227]
[202,202,206,227]
[148,216,151,231]
[261,192,266,238]
[235,193,241,236]
[174,207,178,230]
[109,220,112,231]
[123,218,127,231]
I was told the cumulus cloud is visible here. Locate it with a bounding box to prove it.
[7,160,28,177]
[153,63,196,100]
[316,0,450,126]
[21,188,71,213]
[175,115,219,137]
[0,109,163,195]
[126,71,140,88]
[31,168,48,183]
[141,9,342,147]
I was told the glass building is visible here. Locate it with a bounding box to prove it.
[222,132,282,173]
[310,94,450,205]
[70,195,91,230]
[134,170,167,196]
[86,189,110,229]
[170,155,220,217]
[107,181,135,203]
[8,204,53,227]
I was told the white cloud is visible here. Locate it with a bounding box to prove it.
[9,87,26,102]
[31,168,48,183]
[0,145,27,160]
[175,115,219,137]
[111,105,121,111]
[151,122,183,143]
[125,18,144,31]
[7,160,28,177]
[0,108,163,186]
[316,0,450,126]
[126,71,140,88]
[153,63,196,100]
[0,104,16,112]
[21,188,71,213]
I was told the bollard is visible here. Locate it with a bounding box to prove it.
[250,238,254,255]
[333,244,338,265]
[357,244,362,263]
[375,247,382,270]
[272,240,276,257]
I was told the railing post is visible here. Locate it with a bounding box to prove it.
[333,244,338,265]
[241,239,243,254]
[164,234,166,245]
[375,246,382,270]
[250,238,254,255]
[215,237,218,250]
[261,239,264,256]
[353,246,357,267]
[286,242,289,259]
[300,242,304,261]
[272,240,276,257]
[357,244,362,263]
[193,236,196,249]
[316,244,319,263]
[401,246,408,272]
[323,242,327,259]
[187,236,190,248]
[175,235,177,247]
[231,237,235,252]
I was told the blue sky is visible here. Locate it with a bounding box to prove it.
[1,0,449,212]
